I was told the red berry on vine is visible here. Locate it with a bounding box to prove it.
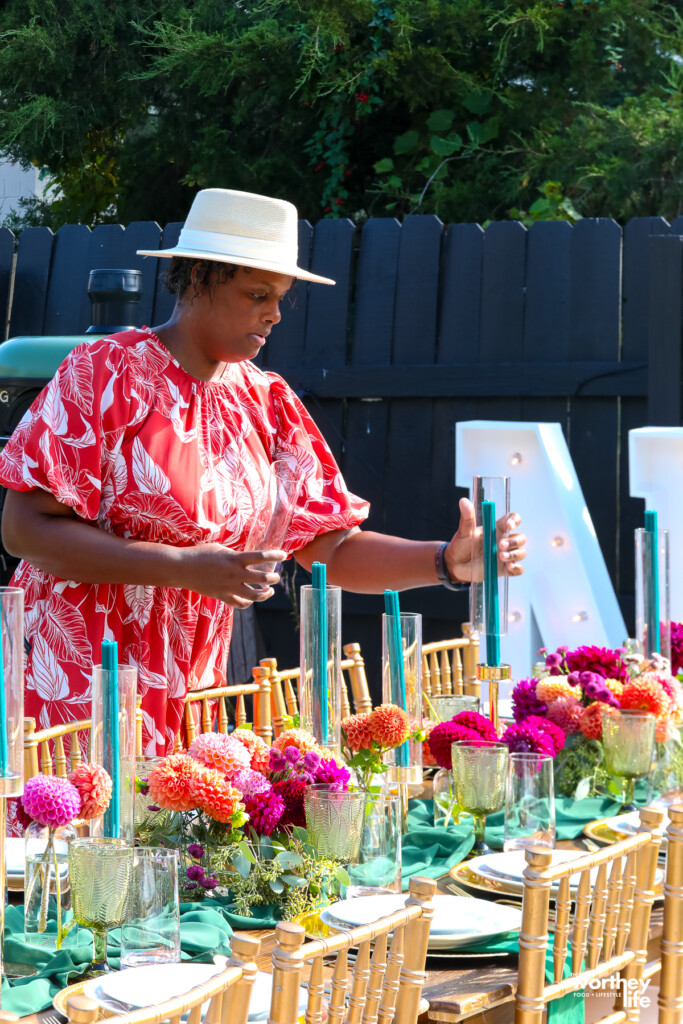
[355,91,370,104]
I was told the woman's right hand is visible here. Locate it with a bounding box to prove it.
[176,544,288,607]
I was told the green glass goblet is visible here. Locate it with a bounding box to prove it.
[68,837,134,978]
[451,740,509,855]
[602,710,656,812]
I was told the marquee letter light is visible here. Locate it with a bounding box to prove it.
[455,421,626,684]
[629,427,683,621]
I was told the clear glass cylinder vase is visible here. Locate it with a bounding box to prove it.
[24,821,77,949]
[300,585,342,752]
[382,612,422,785]
[91,664,138,843]
[635,527,670,662]
[433,769,461,827]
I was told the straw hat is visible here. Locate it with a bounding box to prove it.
[137,188,335,285]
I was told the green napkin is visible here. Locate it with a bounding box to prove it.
[0,899,234,1016]
[401,800,474,889]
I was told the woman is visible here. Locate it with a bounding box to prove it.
[0,188,526,758]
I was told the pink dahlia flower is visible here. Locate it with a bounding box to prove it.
[22,775,81,829]
[68,763,113,820]
[188,733,250,779]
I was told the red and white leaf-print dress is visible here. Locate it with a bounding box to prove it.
[0,327,369,752]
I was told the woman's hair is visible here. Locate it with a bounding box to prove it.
[164,256,238,298]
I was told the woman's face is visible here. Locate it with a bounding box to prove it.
[184,265,294,364]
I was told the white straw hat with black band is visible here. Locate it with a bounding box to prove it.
[137,187,335,286]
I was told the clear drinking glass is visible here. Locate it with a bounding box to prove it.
[345,794,401,898]
[382,612,422,785]
[24,822,78,948]
[304,784,365,862]
[300,585,342,751]
[245,459,306,592]
[602,710,656,812]
[433,769,462,827]
[451,740,509,854]
[426,694,479,722]
[69,837,134,977]
[121,848,180,968]
[503,753,555,851]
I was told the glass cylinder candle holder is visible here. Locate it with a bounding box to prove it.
[91,665,138,843]
[635,527,671,662]
[300,585,342,751]
[470,477,510,666]
[382,611,422,785]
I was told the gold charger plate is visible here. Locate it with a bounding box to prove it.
[449,862,523,901]
[582,818,623,846]
[54,978,113,1020]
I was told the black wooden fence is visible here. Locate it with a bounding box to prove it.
[1,214,682,686]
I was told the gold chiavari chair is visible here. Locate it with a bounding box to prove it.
[65,933,261,1024]
[174,666,273,752]
[421,624,480,701]
[514,806,664,1024]
[24,699,145,782]
[262,643,373,738]
[267,876,436,1024]
[633,803,683,1024]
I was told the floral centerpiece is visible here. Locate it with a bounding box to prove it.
[340,703,417,791]
[136,726,353,920]
[511,644,683,798]
[22,765,113,947]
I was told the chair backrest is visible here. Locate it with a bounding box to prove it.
[24,700,145,781]
[268,876,436,1024]
[262,642,372,738]
[65,933,261,1024]
[422,625,480,700]
[644,803,683,1024]
[174,669,273,752]
[514,806,664,1024]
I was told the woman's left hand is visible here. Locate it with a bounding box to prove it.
[444,497,526,585]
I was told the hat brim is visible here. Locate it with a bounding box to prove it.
[136,246,335,286]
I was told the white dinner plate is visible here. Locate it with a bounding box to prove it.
[85,964,308,1021]
[320,894,521,950]
[6,837,24,877]
[469,850,664,892]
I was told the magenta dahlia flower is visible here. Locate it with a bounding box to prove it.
[500,721,557,757]
[245,790,286,835]
[671,622,683,676]
[564,645,629,682]
[451,711,498,742]
[511,678,547,722]
[428,722,485,769]
[524,715,566,756]
[22,775,82,829]
[232,768,271,799]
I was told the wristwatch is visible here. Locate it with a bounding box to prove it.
[435,543,469,592]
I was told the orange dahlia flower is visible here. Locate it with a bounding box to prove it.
[341,713,373,752]
[273,728,319,754]
[369,704,410,748]
[189,765,242,824]
[579,701,616,741]
[535,678,575,704]
[620,678,670,719]
[68,763,112,820]
[422,720,437,766]
[231,729,270,774]
[148,754,199,812]
[188,733,250,780]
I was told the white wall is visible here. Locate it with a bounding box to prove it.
[0,158,43,221]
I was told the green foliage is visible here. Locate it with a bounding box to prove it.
[2,0,683,227]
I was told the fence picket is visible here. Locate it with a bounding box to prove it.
[9,226,54,338]
[438,222,484,364]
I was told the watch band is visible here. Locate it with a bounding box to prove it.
[435,542,469,592]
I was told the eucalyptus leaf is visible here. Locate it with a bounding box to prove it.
[335,866,351,886]
[277,850,304,869]
[574,777,592,801]
[291,826,309,843]
[238,841,257,865]
[269,878,284,894]
[233,851,251,878]
[259,835,275,859]
[281,873,308,887]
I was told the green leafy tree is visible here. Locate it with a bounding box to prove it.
[1,0,683,228]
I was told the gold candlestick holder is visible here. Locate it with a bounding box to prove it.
[476,664,512,735]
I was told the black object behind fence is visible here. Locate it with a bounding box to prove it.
[1,214,682,681]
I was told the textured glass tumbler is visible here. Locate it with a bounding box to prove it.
[346,794,402,897]
[121,847,180,968]
[503,753,555,851]
[69,838,134,977]
[304,784,365,862]
[602,710,656,811]
[426,694,479,722]
[452,741,509,854]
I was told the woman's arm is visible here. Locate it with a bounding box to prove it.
[294,498,526,593]
[1,488,285,608]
